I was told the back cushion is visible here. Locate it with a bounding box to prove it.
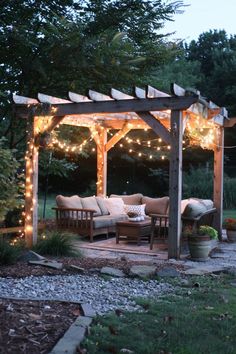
[96,196,110,215]
[110,193,143,205]
[104,198,126,215]
[81,196,102,216]
[142,196,169,215]
[56,195,82,209]
[182,202,207,218]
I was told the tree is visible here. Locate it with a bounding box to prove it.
[0,138,21,223]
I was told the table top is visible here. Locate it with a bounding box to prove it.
[116,218,151,227]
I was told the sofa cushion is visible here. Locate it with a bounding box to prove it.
[110,193,143,205]
[56,195,82,209]
[142,196,169,215]
[104,198,126,215]
[96,196,110,215]
[124,204,146,216]
[81,196,102,216]
[93,215,128,229]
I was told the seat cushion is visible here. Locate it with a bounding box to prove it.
[93,215,128,229]
[182,199,213,218]
[142,196,169,215]
[110,193,143,205]
[81,196,102,216]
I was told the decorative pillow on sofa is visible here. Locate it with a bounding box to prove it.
[141,196,169,215]
[104,198,126,215]
[110,193,143,205]
[124,204,146,216]
[80,196,102,216]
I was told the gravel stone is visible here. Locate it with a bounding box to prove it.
[0,274,174,315]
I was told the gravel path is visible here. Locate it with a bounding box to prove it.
[0,274,175,315]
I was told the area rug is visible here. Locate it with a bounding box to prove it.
[76,236,168,256]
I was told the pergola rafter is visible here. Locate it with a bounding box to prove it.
[13,83,232,259]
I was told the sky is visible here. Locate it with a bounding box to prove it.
[164,0,236,42]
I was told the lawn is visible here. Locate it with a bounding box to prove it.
[82,274,236,354]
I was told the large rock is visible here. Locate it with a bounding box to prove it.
[184,265,227,276]
[130,265,156,278]
[19,250,45,262]
[28,260,63,270]
[157,266,181,278]
[100,267,125,277]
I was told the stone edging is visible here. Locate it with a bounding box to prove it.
[49,303,95,354]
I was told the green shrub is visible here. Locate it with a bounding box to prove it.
[33,231,82,257]
[199,225,218,239]
[183,166,236,208]
[0,239,22,265]
[224,176,236,209]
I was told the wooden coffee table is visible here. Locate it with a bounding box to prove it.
[116,219,152,245]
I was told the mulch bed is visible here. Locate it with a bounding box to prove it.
[0,298,80,354]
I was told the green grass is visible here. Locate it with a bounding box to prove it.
[223,210,236,219]
[38,194,57,220]
[82,275,236,354]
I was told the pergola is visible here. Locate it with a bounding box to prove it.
[14,83,235,259]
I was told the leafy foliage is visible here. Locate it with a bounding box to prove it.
[0,239,22,265]
[198,225,218,239]
[0,138,22,223]
[33,231,82,257]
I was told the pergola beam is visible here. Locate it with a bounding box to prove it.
[136,111,171,144]
[105,123,131,152]
[15,96,199,117]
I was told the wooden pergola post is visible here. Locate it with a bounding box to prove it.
[24,116,39,247]
[168,110,183,259]
[213,126,224,240]
[95,127,107,196]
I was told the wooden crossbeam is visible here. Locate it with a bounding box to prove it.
[88,90,113,101]
[38,93,72,104]
[136,111,171,144]
[224,117,236,127]
[13,94,38,104]
[15,96,199,117]
[105,123,131,152]
[147,85,170,98]
[134,87,146,99]
[111,88,134,100]
[69,91,92,102]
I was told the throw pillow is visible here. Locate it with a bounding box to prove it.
[124,204,146,216]
[104,198,126,215]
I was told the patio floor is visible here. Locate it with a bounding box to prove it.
[73,234,169,259]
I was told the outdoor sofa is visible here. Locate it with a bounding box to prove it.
[53,193,216,242]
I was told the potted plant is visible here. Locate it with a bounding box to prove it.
[223,218,236,242]
[184,225,218,261]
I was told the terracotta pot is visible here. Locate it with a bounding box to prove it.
[188,234,211,261]
[226,229,236,243]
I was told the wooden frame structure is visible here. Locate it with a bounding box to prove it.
[14,83,234,259]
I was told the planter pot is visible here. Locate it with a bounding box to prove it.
[188,235,212,261]
[226,229,236,243]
